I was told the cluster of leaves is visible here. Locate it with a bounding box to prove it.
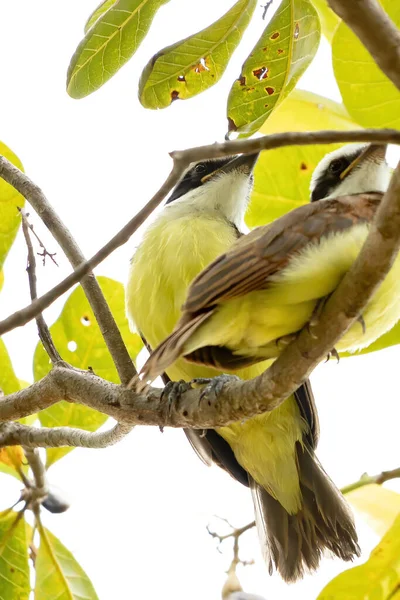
[0,0,400,597]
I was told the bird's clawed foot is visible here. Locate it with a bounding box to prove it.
[194,374,241,407]
[160,380,193,430]
[325,347,340,363]
[275,333,297,350]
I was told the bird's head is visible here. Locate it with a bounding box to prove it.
[166,153,259,227]
[310,143,390,202]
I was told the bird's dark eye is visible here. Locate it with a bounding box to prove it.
[194,163,206,174]
[329,158,347,174]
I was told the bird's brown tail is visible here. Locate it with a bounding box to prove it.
[250,442,360,582]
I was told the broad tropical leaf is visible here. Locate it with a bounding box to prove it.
[227,0,320,136]
[139,0,257,109]
[317,512,400,599]
[311,0,339,42]
[34,276,142,466]
[346,484,400,537]
[247,89,359,227]
[35,522,98,600]
[332,0,400,129]
[84,0,117,32]
[0,511,30,600]
[67,0,170,99]
[0,141,24,271]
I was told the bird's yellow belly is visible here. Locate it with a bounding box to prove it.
[127,212,305,512]
[188,224,400,358]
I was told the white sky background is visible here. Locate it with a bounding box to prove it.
[0,1,400,598]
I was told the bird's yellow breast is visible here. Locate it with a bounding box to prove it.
[126,209,306,512]
[186,223,400,358]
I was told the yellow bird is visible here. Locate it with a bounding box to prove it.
[127,150,370,581]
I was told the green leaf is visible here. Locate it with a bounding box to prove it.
[84,0,117,32]
[246,89,359,227]
[67,0,170,99]
[317,512,400,599]
[332,0,400,129]
[0,141,24,271]
[34,276,142,467]
[311,0,339,42]
[0,511,30,600]
[35,522,98,600]
[139,0,257,109]
[227,0,321,136]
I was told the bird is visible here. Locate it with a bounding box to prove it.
[126,149,365,582]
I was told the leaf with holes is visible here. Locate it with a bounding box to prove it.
[247,89,359,227]
[0,141,24,271]
[317,512,400,599]
[34,276,143,467]
[311,0,339,42]
[332,0,400,129]
[67,0,170,99]
[139,0,257,109]
[35,521,98,600]
[0,511,30,600]
[84,0,117,32]
[346,484,400,537]
[227,0,320,136]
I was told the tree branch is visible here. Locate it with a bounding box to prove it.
[20,209,62,365]
[341,467,400,495]
[22,447,48,506]
[0,159,136,385]
[327,0,400,91]
[1,129,400,338]
[0,420,133,449]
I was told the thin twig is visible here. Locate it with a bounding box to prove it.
[0,160,136,385]
[20,209,62,365]
[341,467,400,495]
[22,447,48,509]
[0,420,133,449]
[327,0,400,91]
[1,129,400,338]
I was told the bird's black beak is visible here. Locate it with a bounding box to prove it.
[340,143,388,180]
[201,152,260,183]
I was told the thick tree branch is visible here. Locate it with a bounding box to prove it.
[0,158,135,385]
[0,420,132,449]
[20,210,62,365]
[1,129,400,338]
[327,0,400,91]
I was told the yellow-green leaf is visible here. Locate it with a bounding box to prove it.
[35,522,98,600]
[0,141,24,270]
[332,0,400,129]
[35,276,143,467]
[346,484,400,537]
[317,512,400,599]
[0,511,30,600]
[311,0,339,42]
[227,0,320,136]
[139,0,257,109]
[246,89,359,227]
[0,338,28,480]
[84,0,117,32]
[67,0,170,99]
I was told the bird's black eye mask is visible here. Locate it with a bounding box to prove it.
[311,149,363,203]
[166,157,235,204]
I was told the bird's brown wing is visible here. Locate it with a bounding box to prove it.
[183,193,382,313]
